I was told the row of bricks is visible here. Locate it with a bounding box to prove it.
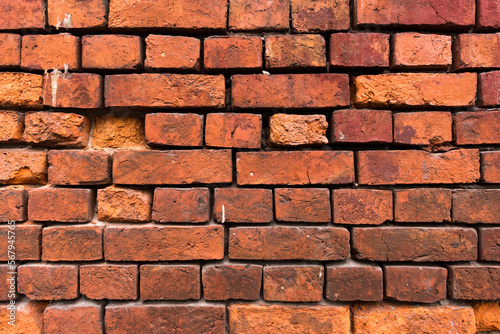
[2,224,500,262]
[5,263,500,302]
[1,149,499,186]
[5,71,500,110]
[1,0,498,31]
[3,187,500,224]
[2,111,500,148]
[8,300,499,333]
[2,33,500,71]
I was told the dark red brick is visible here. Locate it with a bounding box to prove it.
[453,190,500,224]
[205,36,262,70]
[479,71,500,106]
[145,113,203,147]
[330,33,389,68]
[385,266,447,303]
[48,150,111,185]
[140,265,200,301]
[275,188,331,223]
[325,264,383,301]
[480,228,500,261]
[333,189,392,225]
[18,265,78,300]
[229,226,350,260]
[214,188,272,223]
[28,188,93,223]
[205,113,262,149]
[80,265,138,300]
[0,225,41,261]
[229,0,289,31]
[478,0,500,29]
[202,264,262,300]
[394,189,451,223]
[449,265,500,300]
[454,110,500,145]
[353,227,477,262]
[264,265,324,302]
[0,188,27,222]
[152,188,210,223]
[332,109,392,143]
[42,225,103,261]
[44,303,103,334]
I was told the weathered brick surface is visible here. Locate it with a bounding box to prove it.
[270,114,328,146]
[275,188,331,223]
[394,189,451,222]
[448,265,500,300]
[18,265,78,300]
[205,36,262,70]
[146,113,203,147]
[264,266,324,302]
[42,225,103,261]
[454,110,500,144]
[0,0,44,30]
[43,72,102,109]
[229,0,289,31]
[392,33,451,68]
[0,150,47,185]
[141,265,200,300]
[202,264,262,300]
[214,188,272,223]
[21,34,80,71]
[0,73,43,109]
[206,113,262,148]
[82,35,142,70]
[480,228,500,261]
[44,303,103,334]
[29,188,93,223]
[80,265,138,300]
[92,117,146,149]
[0,188,27,222]
[478,0,500,29]
[0,34,21,67]
[332,109,392,143]
[48,0,107,29]
[0,111,23,142]
[453,190,500,224]
[479,71,500,106]
[472,302,500,331]
[330,33,390,68]
[394,112,452,145]
[0,301,45,334]
[291,0,350,32]
[48,150,111,185]
[266,35,326,69]
[97,186,152,222]
[333,189,392,225]
[146,35,201,71]
[453,34,500,69]
[0,225,41,260]
[325,264,383,301]
[152,188,210,223]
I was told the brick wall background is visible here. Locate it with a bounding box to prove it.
[0,0,499,333]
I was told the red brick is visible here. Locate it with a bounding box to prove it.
[28,188,93,223]
[92,116,146,149]
[0,34,20,67]
[0,265,16,301]
[0,0,44,30]
[353,303,476,334]
[0,73,43,109]
[42,225,103,261]
[229,226,350,260]
[330,33,389,68]
[146,35,200,71]
[355,0,475,27]
[453,190,500,224]
[333,189,392,225]
[141,265,200,301]
[229,0,289,31]
[206,113,262,148]
[80,265,138,300]
[332,109,392,143]
[270,114,328,146]
[104,226,224,261]
[48,151,110,186]
[0,301,45,334]
[454,34,500,69]
[482,151,500,182]
[358,149,480,185]
[275,188,331,223]
[82,35,141,70]
[105,74,225,108]
[0,111,23,142]
[291,0,350,32]
[454,110,500,145]
[214,188,272,223]
[479,71,500,106]
[43,72,103,109]
[354,73,477,108]
[478,0,500,29]
[23,112,91,147]
[105,305,225,334]
[237,151,354,185]
[229,305,350,334]
[0,150,47,185]
[205,36,262,70]
[384,266,447,303]
[232,74,349,108]
[395,189,451,223]
[392,33,451,69]
[109,0,227,30]
[47,0,107,29]
[0,188,27,222]
[265,34,326,69]
[18,265,78,300]
[0,225,41,261]
[325,264,383,301]
[353,227,477,262]
[449,265,500,300]
[44,303,103,334]
[472,302,500,332]
[146,113,203,147]
[202,264,262,300]
[394,112,452,145]
[153,188,209,223]
[264,265,324,302]
[21,34,79,71]
[113,150,232,185]
[480,228,500,261]
[97,186,152,222]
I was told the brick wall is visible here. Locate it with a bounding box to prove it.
[0,0,499,333]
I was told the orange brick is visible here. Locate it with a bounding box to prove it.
[48,150,111,186]
[454,34,500,69]
[472,302,500,332]
[0,73,43,109]
[482,151,500,183]
[47,0,107,29]
[205,113,262,148]
[0,111,23,142]
[275,188,331,223]
[393,33,451,68]
[80,265,138,300]
[97,186,152,222]
[265,34,326,69]
[270,114,328,146]
[21,34,80,71]
[204,36,262,70]
[333,189,393,225]
[18,265,78,300]
[82,35,142,70]
[355,73,477,108]
[92,117,146,149]
[454,110,500,145]
[43,72,103,109]
[330,33,390,68]
[263,266,324,302]
[291,0,350,32]
[453,190,500,224]
[394,189,452,223]
[145,113,203,147]
[394,112,452,145]
[0,150,47,185]
[479,71,500,107]
[232,74,349,108]
[42,225,103,261]
[332,109,392,143]
[0,1,44,30]
[478,0,500,29]
[146,35,200,71]
[229,0,289,31]
[44,303,103,334]
[0,34,20,67]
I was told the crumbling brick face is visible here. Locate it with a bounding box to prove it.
[1,0,499,332]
